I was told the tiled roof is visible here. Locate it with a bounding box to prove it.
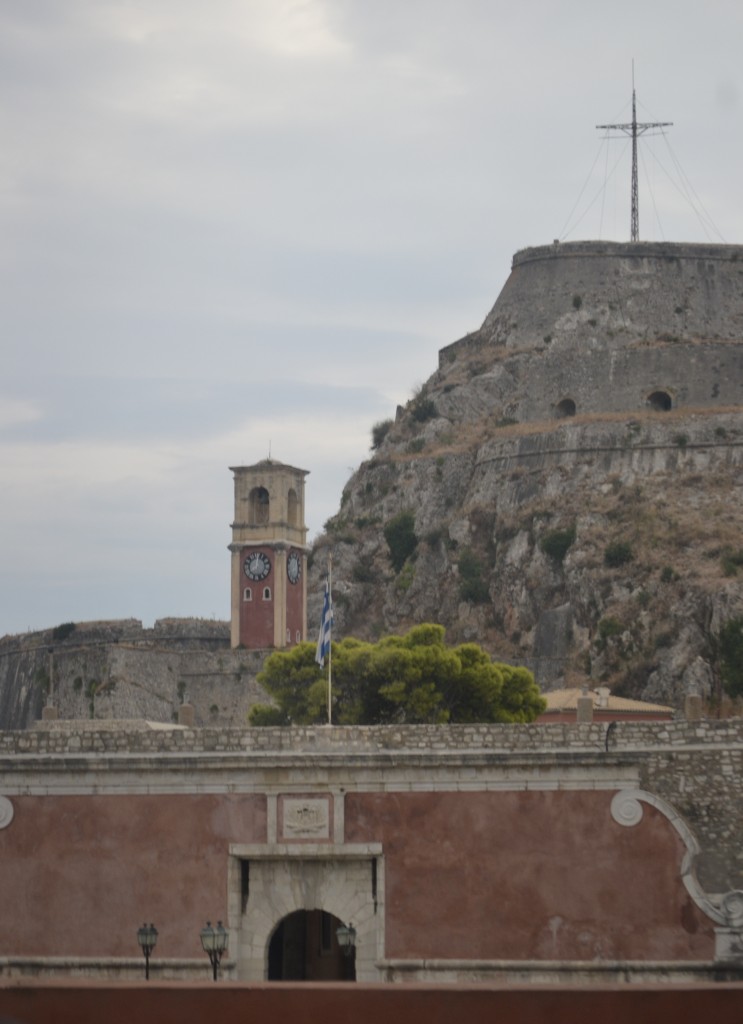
[542,688,673,714]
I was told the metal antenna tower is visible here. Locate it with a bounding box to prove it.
[596,69,672,241]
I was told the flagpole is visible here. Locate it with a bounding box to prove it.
[327,553,333,726]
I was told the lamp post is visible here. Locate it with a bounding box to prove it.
[200,920,228,981]
[136,923,158,980]
[335,921,356,957]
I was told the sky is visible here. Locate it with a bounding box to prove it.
[2,0,743,636]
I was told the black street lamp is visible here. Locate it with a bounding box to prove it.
[336,921,357,956]
[136,923,158,980]
[200,920,228,981]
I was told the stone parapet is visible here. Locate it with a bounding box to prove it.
[1,718,741,756]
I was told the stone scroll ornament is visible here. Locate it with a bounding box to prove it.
[0,796,14,829]
[610,788,742,932]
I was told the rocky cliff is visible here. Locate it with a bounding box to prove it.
[313,241,743,709]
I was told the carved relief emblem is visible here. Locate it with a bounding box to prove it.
[282,797,330,839]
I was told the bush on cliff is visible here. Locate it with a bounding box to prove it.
[717,617,743,699]
[383,511,418,572]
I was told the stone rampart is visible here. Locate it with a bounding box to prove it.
[437,240,743,424]
[0,618,247,731]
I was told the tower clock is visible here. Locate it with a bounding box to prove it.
[228,459,309,650]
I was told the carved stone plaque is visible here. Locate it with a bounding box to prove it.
[279,795,332,842]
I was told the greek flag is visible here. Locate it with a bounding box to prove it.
[315,580,332,666]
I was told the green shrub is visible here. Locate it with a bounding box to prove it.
[540,524,576,563]
[352,559,375,584]
[604,541,633,568]
[596,617,624,652]
[384,511,418,572]
[424,527,446,549]
[598,617,623,640]
[410,390,437,423]
[660,565,677,583]
[718,617,743,698]
[371,419,393,450]
[52,622,76,642]
[460,578,490,603]
[396,562,416,592]
[458,547,490,604]
[721,547,743,577]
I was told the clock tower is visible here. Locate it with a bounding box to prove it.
[228,459,309,650]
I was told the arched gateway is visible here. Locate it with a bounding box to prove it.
[228,844,383,982]
[268,910,355,981]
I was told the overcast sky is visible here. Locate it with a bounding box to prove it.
[2,1,742,636]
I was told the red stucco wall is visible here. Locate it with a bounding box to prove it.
[0,794,266,959]
[345,790,714,960]
[0,787,716,964]
[3,981,743,1024]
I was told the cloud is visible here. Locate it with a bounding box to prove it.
[0,398,42,429]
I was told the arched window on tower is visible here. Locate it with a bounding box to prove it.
[244,588,252,602]
[248,486,270,525]
[287,488,299,527]
[263,586,271,601]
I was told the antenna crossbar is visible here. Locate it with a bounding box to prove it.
[597,86,672,242]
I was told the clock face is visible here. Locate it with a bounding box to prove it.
[287,551,302,585]
[244,551,271,581]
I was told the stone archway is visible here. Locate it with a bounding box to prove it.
[267,909,355,981]
[229,843,383,982]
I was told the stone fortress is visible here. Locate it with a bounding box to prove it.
[3,239,743,985]
[4,240,743,727]
[438,241,743,420]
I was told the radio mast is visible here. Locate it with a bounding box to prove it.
[596,68,672,241]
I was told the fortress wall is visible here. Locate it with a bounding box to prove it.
[0,619,242,731]
[439,243,743,397]
[486,241,743,347]
[507,342,743,420]
[467,416,743,506]
[437,342,743,423]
